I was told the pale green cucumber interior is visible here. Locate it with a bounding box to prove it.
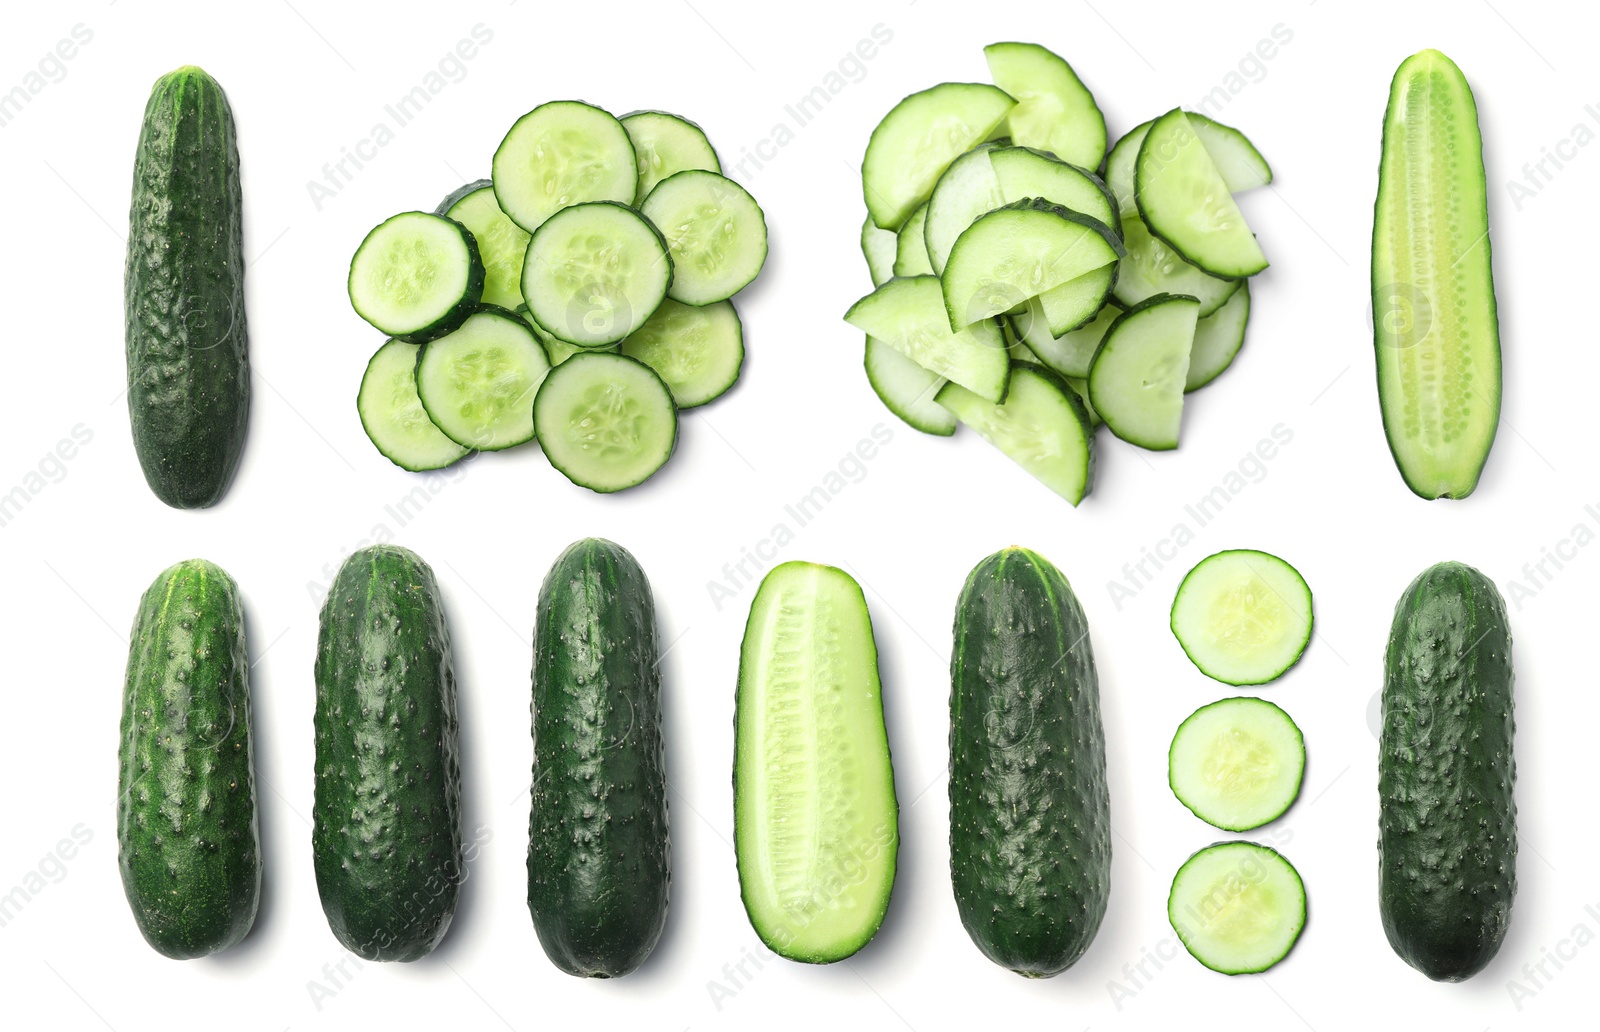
[642,170,767,305]
[619,298,743,407]
[862,83,1015,230]
[358,340,469,471]
[622,110,721,200]
[1168,842,1305,974]
[1137,110,1266,277]
[989,146,1116,229]
[1171,549,1312,685]
[415,310,549,450]
[942,207,1119,328]
[845,276,1009,403]
[1088,296,1198,450]
[983,42,1106,169]
[736,562,898,962]
[523,202,670,346]
[532,353,676,492]
[493,101,637,232]
[1036,263,1116,336]
[924,144,1004,274]
[1115,215,1239,316]
[1018,302,1118,379]
[1169,697,1304,831]
[445,188,529,310]
[894,203,935,277]
[1185,283,1251,391]
[936,365,1093,505]
[865,336,956,436]
[861,214,900,286]
[349,213,472,335]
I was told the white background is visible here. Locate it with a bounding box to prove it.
[1,0,1594,1027]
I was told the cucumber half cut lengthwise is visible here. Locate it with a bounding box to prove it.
[862,82,1016,231]
[349,212,485,342]
[493,100,638,232]
[936,363,1096,505]
[358,340,471,471]
[533,352,678,493]
[1170,549,1313,686]
[1168,842,1305,975]
[1136,108,1268,279]
[1373,50,1501,500]
[1088,293,1199,451]
[522,201,672,347]
[735,561,899,963]
[1169,697,1304,832]
[415,307,551,450]
[640,169,768,306]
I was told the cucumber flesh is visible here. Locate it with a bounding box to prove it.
[517,305,616,364]
[1087,293,1198,451]
[358,339,471,471]
[1169,697,1304,831]
[415,308,550,450]
[619,298,743,408]
[735,561,899,963]
[1114,215,1240,317]
[845,276,1009,403]
[1136,109,1267,278]
[923,144,1004,275]
[936,363,1095,505]
[1373,49,1500,500]
[1170,549,1313,686]
[861,214,899,286]
[438,181,529,310]
[1168,842,1305,974]
[532,352,677,492]
[493,100,637,232]
[1109,116,1270,216]
[621,109,721,200]
[862,83,1015,230]
[988,147,1117,230]
[983,42,1107,170]
[1016,303,1117,379]
[522,201,671,347]
[1031,264,1117,337]
[942,199,1122,330]
[348,212,484,342]
[894,203,935,277]
[864,336,956,436]
[1185,283,1251,391]
[641,169,767,305]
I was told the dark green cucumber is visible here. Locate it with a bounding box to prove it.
[949,546,1110,977]
[124,66,250,509]
[118,559,260,958]
[529,538,670,978]
[1379,561,1516,982]
[313,545,463,962]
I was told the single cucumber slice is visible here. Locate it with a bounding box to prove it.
[1136,109,1267,278]
[522,201,671,347]
[1016,302,1117,379]
[493,100,637,232]
[620,109,721,200]
[1169,697,1304,831]
[936,363,1095,505]
[641,169,767,305]
[864,335,956,436]
[1170,549,1313,686]
[894,203,935,277]
[1185,283,1251,391]
[861,214,899,286]
[619,298,743,408]
[1114,215,1240,316]
[437,180,529,310]
[416,307,550,450]
[348,211,484,342]
[735,561,899,963]
[1373,50,1500,500]
[1087,293,1199,450]
[845,276,1009,403]
[1025,264,1118,339]
[358,339,470,471]
[1106,121,1151,217]
[1109,116,1271,216]
[983,42,1106,169]
[942,199,1123,330]
[923,144,1003,275]
[1168,842,1306,974]
[989,146,1117,230]
[862,83,1015,230]
[532,352,677,492]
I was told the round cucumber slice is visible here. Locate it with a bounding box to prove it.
[1169,697,1304,831]
[522,201,672,347]
[641,169,767,306]
[1171,549,1313,686]
[619,298,744,408]
[621,109,721,200]
[533,352,678,492]
[492,100,637,232]
[1168,841,1305,975]
[1185,282,1251,391]
[415,308,550,450]
[438,181,529,310]
[1136,108,1267,279]
[348,211,484,342]
[864,335,956,436]
[357,339,470,471]
[1087,293,1199,451]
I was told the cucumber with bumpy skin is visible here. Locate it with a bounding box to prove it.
[1373,50,1501,500]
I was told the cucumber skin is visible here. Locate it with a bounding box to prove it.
[125,67,249,509]
[1379,561,1515,981]
[949,547,1110,976]
[529,539,669,977]
[118,559,260,958]
[313,546,463,962]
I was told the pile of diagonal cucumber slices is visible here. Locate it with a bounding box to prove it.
[850,41,1272,505]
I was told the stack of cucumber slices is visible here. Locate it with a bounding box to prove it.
[850,42,1271,505]
[1164,549,1312,976]
[348,101,767,492]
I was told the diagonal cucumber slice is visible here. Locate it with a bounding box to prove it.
[936,363,1095,505]
[861,214,899,286]
[1114,215,1240,317]
[1088,293,1199,450]
[1373,49,1501,500]
[1016,303,1118,379]
[845,276,1009,403]
[865,336,956,436]
[894,203,935,277]
[1136,109,1267,278]
[1168,842,1305,974]
[983,42,1107,170]
[862,83,1015,231]
[1185,283,1251,391]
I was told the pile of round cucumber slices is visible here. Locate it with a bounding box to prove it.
[348,102,767,492]
[850,42,1271,505]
